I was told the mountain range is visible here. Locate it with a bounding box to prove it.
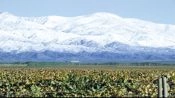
[0,12,175,63]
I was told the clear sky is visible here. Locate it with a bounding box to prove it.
[0,0,175,24]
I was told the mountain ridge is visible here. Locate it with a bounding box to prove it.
[0,12,175,62]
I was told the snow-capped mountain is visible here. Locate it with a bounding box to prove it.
[0,12,175,62]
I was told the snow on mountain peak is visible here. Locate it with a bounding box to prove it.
[89,12,122,19]
[0,12,175,53]
[0,12,12,16]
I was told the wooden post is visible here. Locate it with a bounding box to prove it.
[163,77,168,97]
[158,77,163,97]
[158,76,169,97]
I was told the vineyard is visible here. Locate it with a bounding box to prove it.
[0,66,175,97]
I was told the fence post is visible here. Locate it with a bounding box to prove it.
[163,77,168,97]
[158,77,163,97]
[158,76,169,97]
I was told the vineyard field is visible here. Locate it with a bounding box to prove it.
[0,65,175,97]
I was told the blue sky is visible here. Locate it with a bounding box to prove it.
[0,0,175,24]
